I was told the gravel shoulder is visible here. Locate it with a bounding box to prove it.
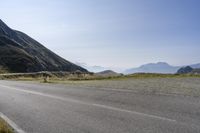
[51,77,200,97]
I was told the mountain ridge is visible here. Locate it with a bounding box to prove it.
[0,19,87,73]
[124,62,200,74]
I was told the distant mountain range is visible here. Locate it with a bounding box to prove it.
[0,19,87,73]
[191,63,200,69]
[76,61,200,74]
[124,62,200,74]
[75,62,108,73]
[96,70,121,77]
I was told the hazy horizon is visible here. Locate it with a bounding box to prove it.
[1,0,200,71]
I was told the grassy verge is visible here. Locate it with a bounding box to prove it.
[1,72,200,81]
[0,117,14,133]
[0,72,200,97]
[43,73,200,83]
[47,77,200,97]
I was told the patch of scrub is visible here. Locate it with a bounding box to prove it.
[0,117,14,133]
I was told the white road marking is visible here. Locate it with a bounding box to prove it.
[0,84,177,122]
[0,112,26,133]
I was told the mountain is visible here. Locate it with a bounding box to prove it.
[125,62,200,74]
[96,70,121,77]
[177,66,200,74]
[75,62,108,72]
[177,66,193,74]
[124,62,180,74]
[0,19,87,73]
[190,63,200,69]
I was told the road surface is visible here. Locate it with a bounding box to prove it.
[0,80,200,133]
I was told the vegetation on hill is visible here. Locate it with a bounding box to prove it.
[0,71,200,82]
[0,19,87,73]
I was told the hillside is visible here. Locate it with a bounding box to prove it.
[177,66,200,74]
[177,66,193,74]
[0,19,87,73]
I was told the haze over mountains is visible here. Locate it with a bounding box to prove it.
[96,70,121,77]
[124,62,200,74]
[77,61,200,74]
[0,19,87,73]
[0,19,199,74]
[75,62,107,73]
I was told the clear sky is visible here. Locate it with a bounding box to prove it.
[1,0,200,70]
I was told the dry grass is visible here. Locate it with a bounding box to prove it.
[1,72,200,96]
[48,77,200,97]
[0,72,200,81]
[0,118,13,133]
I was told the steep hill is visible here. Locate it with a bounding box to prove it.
[0,19,87,73]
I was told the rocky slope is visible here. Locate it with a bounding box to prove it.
[0,19,87,73]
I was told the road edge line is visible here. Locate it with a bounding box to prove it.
[0,84,177,123]
[0,112,26,133]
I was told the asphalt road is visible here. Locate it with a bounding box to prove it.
[0,80,200,133]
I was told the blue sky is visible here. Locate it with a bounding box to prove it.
[1,0,200,71]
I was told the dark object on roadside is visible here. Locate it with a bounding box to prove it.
[177,66,193,74]
[42,72,52,83]
[0,19,87,73]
